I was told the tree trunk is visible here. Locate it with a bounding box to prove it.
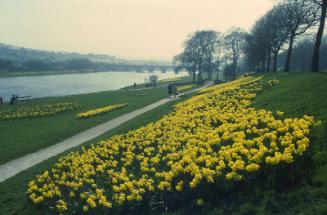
[261,59,266,73]
[208,56,213,80]
[198,73,203,82]
[198,68,203,82]
[192,69,196,83]
[208,66,212,81]
[285,35,295,72]
[256,64,260,73]
[232,60,237,80]
[216,60,220,80]
[311,1,327,72]
[266,49,272,73]
[273,51,278,72]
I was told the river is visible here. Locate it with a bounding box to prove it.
[0,71,188,101]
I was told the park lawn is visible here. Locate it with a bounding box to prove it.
[1,72,327,215]
[0,87,170,164]
[177,84,198,93]
[181,72,327,215]
[0,92,196,215]
[121,75,193,90]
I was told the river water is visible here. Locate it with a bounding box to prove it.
[0,71,187,101]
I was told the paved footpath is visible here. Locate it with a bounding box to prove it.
[0,82,212,183]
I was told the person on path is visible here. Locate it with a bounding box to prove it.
[10,94,18,105]
[0,97,2,105]
[172,84,178,98]
[168,84,172,98]
[133,82,137,88]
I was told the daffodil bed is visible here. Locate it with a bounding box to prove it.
[0,102,78,120]
[27,76,315,213]
[76,103,128,119]
[177,84,197,92]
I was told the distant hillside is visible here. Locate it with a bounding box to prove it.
[0,43,172,73]
[0,43,171,65]
[0,43,121,64]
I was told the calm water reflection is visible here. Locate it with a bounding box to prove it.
[0,71,187,101]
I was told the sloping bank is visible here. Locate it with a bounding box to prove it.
[27,75,317,214]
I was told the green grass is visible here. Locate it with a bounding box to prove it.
[0,87,169,164]
[1,72,327,214]
[197,72,327,215]
[0,91,194,215]
[250,72,327,214]
[152,72,327,215]
[254,72,327,119]
[121,75,193,90]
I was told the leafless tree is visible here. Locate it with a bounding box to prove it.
[266,6,290,72]
[310,0,327,72]
[280,0,319,72]
[224,28,247,80]
[245,18,269,72]
[199,31,221,81]
[213,32,225,80]
[174,30,221,82]
[174,36,198,83]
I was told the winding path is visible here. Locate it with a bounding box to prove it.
[0,82,212,183]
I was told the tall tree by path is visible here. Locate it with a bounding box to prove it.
[311,0,327,72]
[281,0,318,72]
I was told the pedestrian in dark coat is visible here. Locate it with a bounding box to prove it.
[168,84,172,98]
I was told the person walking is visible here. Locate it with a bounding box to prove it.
[168,84,172,98]
[172,84,178,98]
[10,94,17,105]
[0,97,3,105]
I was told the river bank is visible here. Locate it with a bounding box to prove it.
[0,71,188,101]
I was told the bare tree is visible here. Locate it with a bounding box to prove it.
[174,36,198,83]
[199,31,220,81]
[225,28,247,79]
[245,20,268,73]
[174,30,221,82]
[310,0,327,72]
[213,32,224,80]
[281,0,319,72]
[267,6,289,72]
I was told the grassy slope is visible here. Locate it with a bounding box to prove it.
[1,72,326,214]
[0,92,194,215]
[121,76,193,90]
[0,87,168,164]
[164,72,327,215]
[202,72,327,215]
[252,72,327,214]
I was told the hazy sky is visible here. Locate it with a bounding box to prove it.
[0,0,274,61]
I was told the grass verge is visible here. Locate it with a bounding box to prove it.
[0,87,168,164]
[0,93,194,215]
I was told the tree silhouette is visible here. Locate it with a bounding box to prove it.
[310,0,327,72]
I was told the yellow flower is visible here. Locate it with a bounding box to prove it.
[27,76,315,212]
[83,206,89,212]
[77,103,128,119]
[87,197,97,208]
[245,163,260,172]
[196,198,205,206]
[277,111,284,117]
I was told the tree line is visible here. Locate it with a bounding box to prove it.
[0,58,172,73]
[175,0,327,82]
